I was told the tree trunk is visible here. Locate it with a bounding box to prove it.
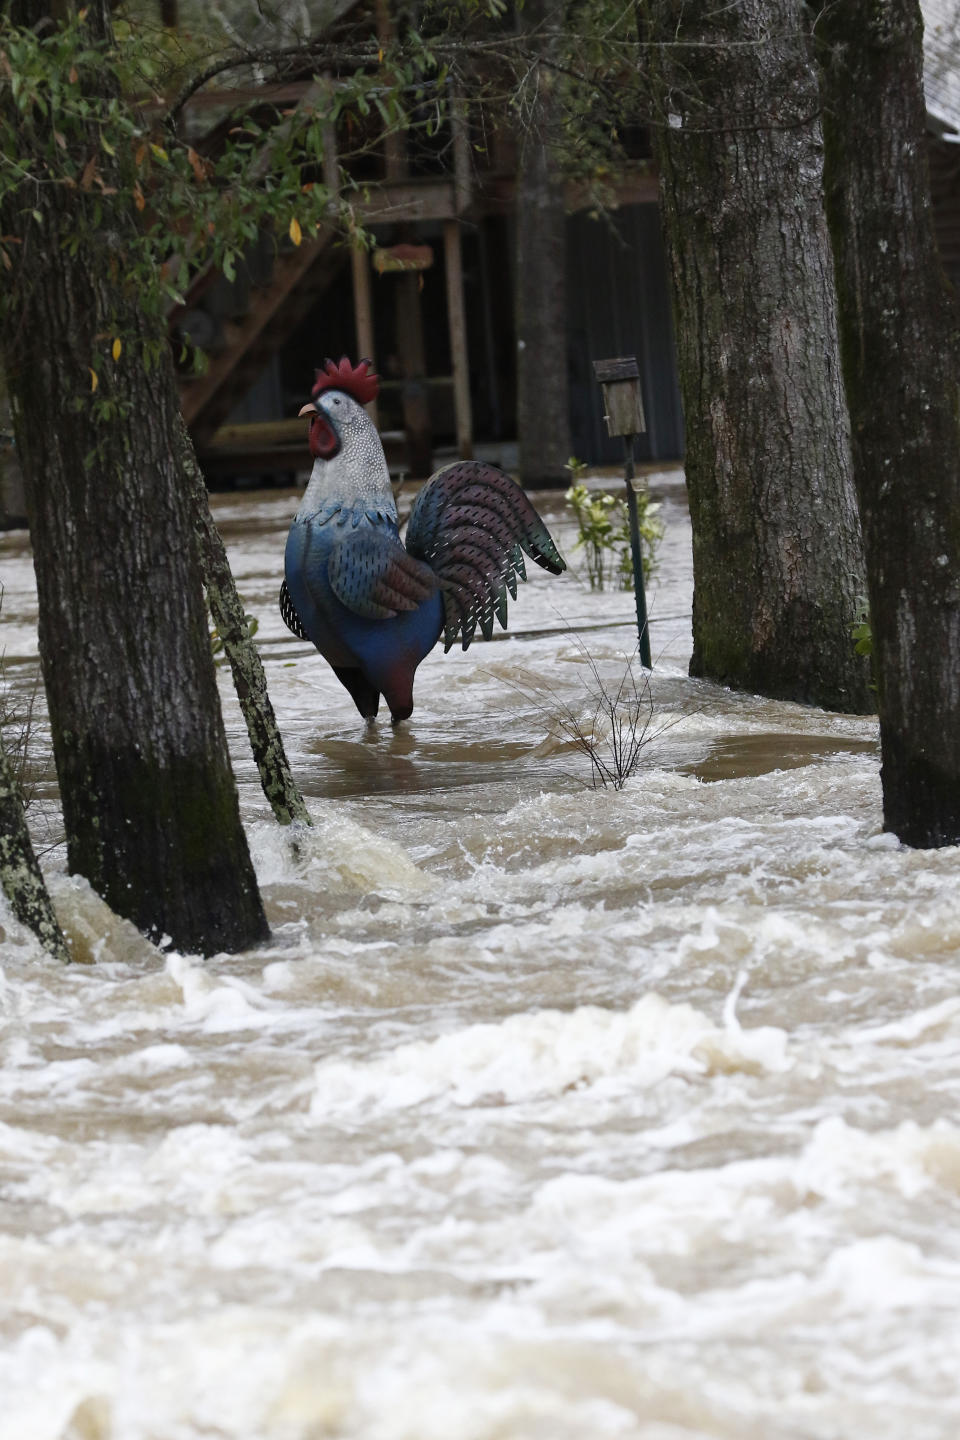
[640,0,871,713]
[1,1,268,954]
[515,0,571,488]
[816,0,960,845]
[0,731,69,962]
[178,425,311,828]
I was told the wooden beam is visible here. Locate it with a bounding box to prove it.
[357,180,458,223]
[350,245,379,427]
[178,83,315,110]
[199,418,407,478]
[479,169,660,215]
[443,219,473,460]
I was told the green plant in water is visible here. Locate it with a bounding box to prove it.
[850,594,878,692]
[851,596,872,658]
[564,460,663,592]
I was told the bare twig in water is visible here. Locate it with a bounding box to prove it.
[498,633,684,790]
[1,665,42,810]
[0,589,62,856]
[562,642,655,789]
[0,588,43,809]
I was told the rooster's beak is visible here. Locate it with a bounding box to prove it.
[298,402,317,418]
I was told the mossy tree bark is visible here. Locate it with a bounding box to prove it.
[815,0,960,845]
[515,0,571,488]
[177,424,311,828]
[1,0,268,953]
[0,731,69,962]
[639,0,871,712]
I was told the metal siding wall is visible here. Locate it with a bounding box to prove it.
[567,204,684,464]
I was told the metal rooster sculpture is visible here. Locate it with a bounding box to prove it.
[281,357,566,723]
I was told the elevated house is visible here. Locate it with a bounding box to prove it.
[176,0,960,488]
[170,1,683,484]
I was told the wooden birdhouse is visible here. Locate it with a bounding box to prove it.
[592,356,647,439]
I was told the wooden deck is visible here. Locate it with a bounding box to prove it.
[198,417,408,481]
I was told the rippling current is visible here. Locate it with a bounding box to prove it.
[2,469,959,1440]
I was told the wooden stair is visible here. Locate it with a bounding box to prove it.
[176,228,347,451]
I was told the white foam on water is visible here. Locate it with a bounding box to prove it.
[46,874,161,967]
[309,991,790,1116]
[249,806,434,897]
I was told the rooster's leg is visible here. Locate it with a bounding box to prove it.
[333,667,381,719]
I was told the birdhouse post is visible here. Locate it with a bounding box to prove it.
[592,356,652,668]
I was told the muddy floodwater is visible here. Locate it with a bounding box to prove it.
[2,468,960,1440]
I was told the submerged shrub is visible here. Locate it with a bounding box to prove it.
[564,463,663,592]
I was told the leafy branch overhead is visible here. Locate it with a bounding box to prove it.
[0,0,657,381]
[0,8,447,367]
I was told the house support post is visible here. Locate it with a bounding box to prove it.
[443,219,473,461]
[395,269,432,478]
[350,245,379,428]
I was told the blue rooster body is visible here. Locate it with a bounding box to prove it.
[282,358,566,722]
[284,504,444,720]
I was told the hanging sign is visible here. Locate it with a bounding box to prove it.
[373,244,434,274]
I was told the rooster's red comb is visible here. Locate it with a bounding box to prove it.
[311,356,379,405]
